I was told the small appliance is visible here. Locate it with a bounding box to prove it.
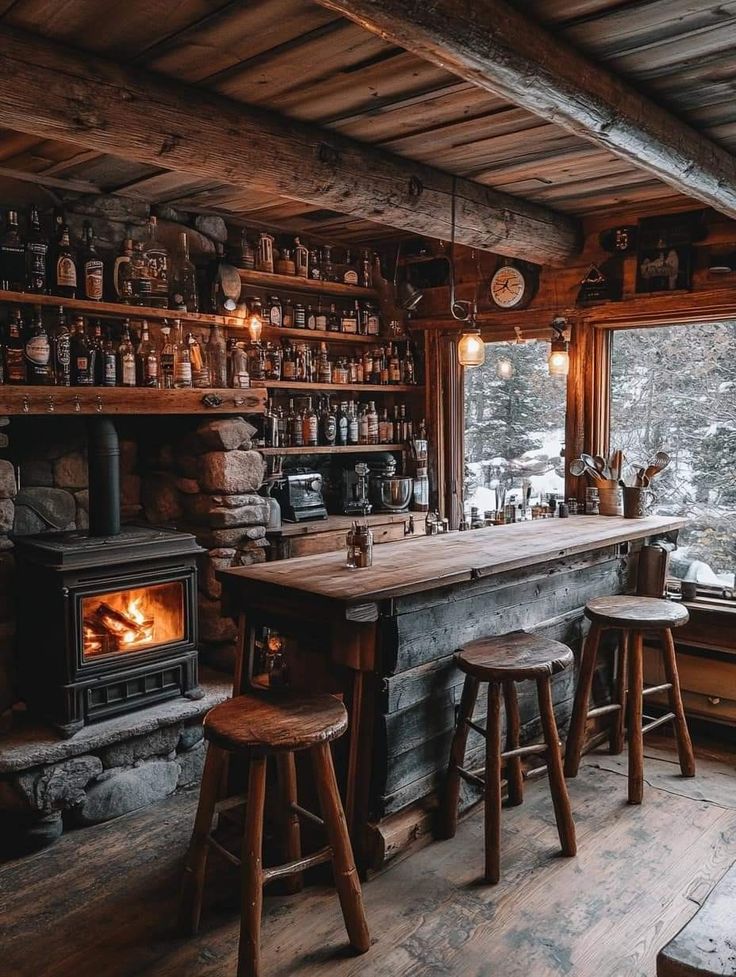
[270,469,328,522]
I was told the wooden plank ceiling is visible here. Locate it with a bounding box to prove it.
[0,0,734,243]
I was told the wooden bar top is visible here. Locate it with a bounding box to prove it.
[220,515,685,608]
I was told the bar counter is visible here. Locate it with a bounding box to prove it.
[219,515,685,867]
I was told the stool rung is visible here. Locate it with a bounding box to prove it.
[587,703,621,719]
[501,743,548,760]
[642,712,675,735]
[290,802,324,828]
[214,793,247,814]
[457,765,486,789]
[524,764,549,782]
[464,718,486,737]
[643,683,672,697]
[206,834,241,868]
[262,846,332,884]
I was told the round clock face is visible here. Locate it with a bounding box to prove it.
[490,264,527,309]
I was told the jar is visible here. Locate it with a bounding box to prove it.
[283,298,294,329]
[333,357,349,384]
[346,523,373,568]
[268,295,282,327]
[264,343,282,380]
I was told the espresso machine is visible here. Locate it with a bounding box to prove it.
[270,469,328,522]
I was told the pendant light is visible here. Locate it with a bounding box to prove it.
[452,182,484,367]
[547,317,570,377]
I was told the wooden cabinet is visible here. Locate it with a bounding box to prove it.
[267,513,418,560]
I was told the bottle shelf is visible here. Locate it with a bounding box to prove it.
[0,385,267,416]
[237,269,378,299]
[264,380,422,394]
[259,443,406,456]
[260,325,380,345]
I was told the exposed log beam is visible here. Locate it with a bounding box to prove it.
[315,0,736,220]
[0,26,580,263]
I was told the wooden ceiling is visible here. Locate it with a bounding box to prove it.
[0,0,734,244]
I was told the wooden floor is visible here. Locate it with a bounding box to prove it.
[3,737,736,977]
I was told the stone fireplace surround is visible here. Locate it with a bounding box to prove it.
[0,413,268,852]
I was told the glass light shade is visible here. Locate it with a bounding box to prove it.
[547,339,569,377]
[248,313,263,342]
[496,356,514,379]
[458,329,485,367]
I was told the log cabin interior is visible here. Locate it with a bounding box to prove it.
[1,1,736,975]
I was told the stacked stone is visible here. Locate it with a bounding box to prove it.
[140,416,268,671]
[0,424,17,718]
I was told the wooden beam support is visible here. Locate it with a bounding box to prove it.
[316,0,736,219]
[0,26,580,263]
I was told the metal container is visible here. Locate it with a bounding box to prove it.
[369,475,413,512]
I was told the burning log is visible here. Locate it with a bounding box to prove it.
[88,601,154,647]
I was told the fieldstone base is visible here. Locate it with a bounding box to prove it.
[0,669,229,857]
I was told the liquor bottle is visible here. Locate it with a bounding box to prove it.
[333,356,348,385]
[239,228,256,270]
[24,308,54,385]
[305,304,316,330]
[315,299,327,331]
[358,404,369,445]
[342,249,358,285]
[308,249,321,280]
[403,345,416,384]
[327,303,340,333]
[263,399,278,448]
[378,407,389,444]
[90,320,105,385]
[52,307,71,387]
[364,301,380,336]
[158,324,174,388]
[320,398,337,446]
[136,320,159,387]
[129,240,151,305]
[81,222,104,301]
[293,237,309,278]
[389,343,401,384]
[118,320,136,387]
[206,322,228,387]
[53,223,77,298]
[101,324,117,387]
[5,308,26,384]
[172,319,192,388]
[70,316,95,386]
[347,400,359,445]
[0,210,26,292]
[170,231,199,312]
[360,249,372,289]
[25,205,48,293]
[142,216,169,307]
[362,348,373,383]
[276,404,287,448]
[367,400,379,444]
[268,295,282,328]
[288,399,303,447]
[230,340,250,388]
[341,303,358,334]
[317,342,332,384]
[282,298,294,329]
[188,332,209,387]
[336,401,348,446]
[302,397,318,447]
[321,244,335,282]
[380,347,389,385]
[114,238,134,301]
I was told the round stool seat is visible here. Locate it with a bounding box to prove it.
[585,595,689,630]
[204,690,348,754]
[456,630,574,681]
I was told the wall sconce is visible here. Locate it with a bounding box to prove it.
[458,325,485,367]
[548,317,570,377]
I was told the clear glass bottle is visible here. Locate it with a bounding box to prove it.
[347,400,359,445]
[230,341,251,388]
[288,398,303,447]
[101,324,118,387]
[206,322,227,387]
[170,231,199,312]
[118,320,136,387]
[142,216,169,307]
[159,324,174,388]
[302,396,318,447]
[172,319,192,388]
[317,342,332,384]
[367,400,379,444]
[136,320,159,387]
[188,331,209,387]
[70,315,95,386]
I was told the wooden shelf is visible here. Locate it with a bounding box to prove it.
[0,386,267,416]
[259,325,379,345]
[265,381,422,394]
[238,269,378,299]
[259,443,406,455]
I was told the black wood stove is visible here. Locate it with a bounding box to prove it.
[14,418,203,736]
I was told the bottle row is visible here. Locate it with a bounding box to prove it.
[238,231,374,287]
[244,340,418,386]
[252,294,384,336]
[261,397,424,449]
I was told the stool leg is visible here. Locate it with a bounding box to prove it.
[610,631,629,755]
[503,680,524,807]
[485,682,503,884]
[311,742,370,954]
[179,742,226,936]
[238,755,267,977]
[627,631,645,804]
[537,676,577,857]
[275,752,303,893]
[439,674,480,839]
[660,629,696,778]
[564,622,602,778]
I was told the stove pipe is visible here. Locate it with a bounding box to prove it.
[87,417,121,537]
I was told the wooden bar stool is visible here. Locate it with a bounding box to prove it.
[440,630,577,884]
[180,689,370,977]
[564,595,695,803]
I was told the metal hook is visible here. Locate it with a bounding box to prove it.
[22,395,29,413]
[46,396,55,413]
[95,396,103,413]
[73,395,81,413]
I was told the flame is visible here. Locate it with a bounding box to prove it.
[82,582,184,659]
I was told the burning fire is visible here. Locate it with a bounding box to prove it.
[82,582,184,659]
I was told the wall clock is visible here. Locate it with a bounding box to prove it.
[489,260,537,309]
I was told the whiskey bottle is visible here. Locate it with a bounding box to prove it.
[159,324,174,388]
[341,302,358,334]
[24,308,54,385]
[118,320,136,387]
[321,244,335,282]
[5,308,26,384]
[205,322,227,387]
[130,240,152,305]
[188,332,210,388]
[367,400,379,444]
[389,343,401,384]
[25,205,48,294]
[358,404,369,445]
[327,303,340,333]
[347,400,359,445]
[342,249,358,285]
[230,341,251,388]
[142,216,169,307]
[81,223,104,301]
[0,210,26,292]
[294,237,309,279]
[136,320,159,387]
[288,399,303,447]
[336,401,348,446]
[320,398,337,446]
[91,320,105,385]
[101,325,118,387]
[170,231,198,312]
[317,342,332,384]
[52,307,71,387]
[403,345,416,384]
[70,315,95,386]
[114,238,135,302]
[54,224,77,298]
[172,319,192,388]
[315,299,327,331]
[302,396,318,447]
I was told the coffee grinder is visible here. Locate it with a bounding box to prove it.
[341,461,372,516]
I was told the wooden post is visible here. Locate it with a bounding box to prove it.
[610,633,628,756]
[484,682,502,884]
[503,681,524,807]
[275,752,303,894]
[564,622,602,777]
[627,631,645,805]
[660,630,696,778]
[238,756,268,977]
[439,674,480,838]
[537,677,577,858]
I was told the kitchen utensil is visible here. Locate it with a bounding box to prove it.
[593,454,610,477]
[369,475,413,512]
[569,458,587,477]
[609,450,624,482]
[623,486,655,518]
[644,451,670,480]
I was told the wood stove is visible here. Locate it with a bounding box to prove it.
[14,418,204,736]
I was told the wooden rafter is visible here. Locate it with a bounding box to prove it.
[315,0,736,219]
[0,25,580,263]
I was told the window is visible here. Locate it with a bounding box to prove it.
[464,340,566,517]
[610,322,736,588]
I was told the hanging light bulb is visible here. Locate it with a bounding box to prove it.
[458,325,485,367]
[496,355,514,379]
[248,311,263,343]
[548,317,570,377]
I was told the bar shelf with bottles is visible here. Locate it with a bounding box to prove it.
[259,444,405,456]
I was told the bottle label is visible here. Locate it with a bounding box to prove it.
[122,354,136,386]
[75,356,94,385]
[342,315,357,334]
[56,255,77,288]
[27,243,48,291]
[25,334,50,366]
[145,249,168,296]
[104,354,117,385]
[343,270,358,285]
[270,306,281,327]
[6,349,25,382]
[145,358,159,383]
[55,334,70,368]
[85,261,104,300]
[315,314,327,330]
[175,362,192,384]
[367,315,379,334]
[306,417,318,443]
[323,415,337,443]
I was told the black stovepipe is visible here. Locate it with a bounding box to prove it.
[87,416,121,537]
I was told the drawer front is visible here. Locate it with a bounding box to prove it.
[645,688,736,725]
[643,646,736,700]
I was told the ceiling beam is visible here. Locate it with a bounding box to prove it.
[315,0,736,219]
[0,26,580,263]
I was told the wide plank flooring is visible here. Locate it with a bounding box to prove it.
[3,740,736,977]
